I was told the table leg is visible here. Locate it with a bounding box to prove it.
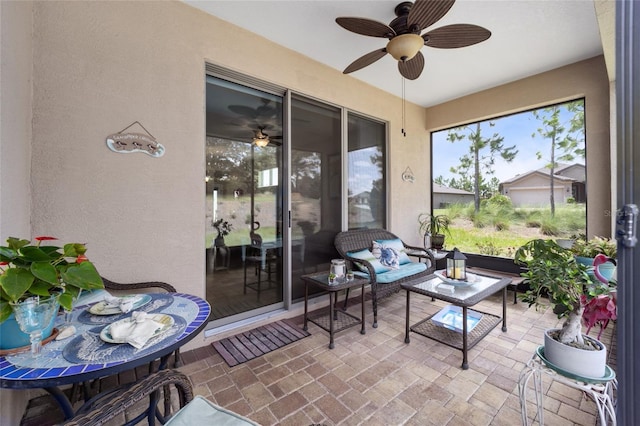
[360,282,366,335]
[303,282,309,331]
[502,286,508,332]
[404,290,410,344]
[44,387,75,420]
[462,306,469,370]
[329,291,335,349]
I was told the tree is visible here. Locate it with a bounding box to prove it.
[532,100,585,216]
[446,122,518,212]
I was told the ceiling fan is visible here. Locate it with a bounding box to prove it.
[252,125,282,147]
[336,0,491,80]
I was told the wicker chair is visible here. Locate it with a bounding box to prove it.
[61,369,193,426]
[334,229,435,328]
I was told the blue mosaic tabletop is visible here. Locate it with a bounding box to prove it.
[0,293,210,388]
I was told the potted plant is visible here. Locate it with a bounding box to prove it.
[213,218,233,247]
[514,239,613,377]
[418,213,451,249]
[0,236,104,349]
[570,235,616,263]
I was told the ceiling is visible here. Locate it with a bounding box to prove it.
[184,0,605,108]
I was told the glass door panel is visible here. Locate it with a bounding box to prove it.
[290,96,342,301]
[205,76,284,323]
[348,113,386,229]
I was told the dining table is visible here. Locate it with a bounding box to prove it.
[0,290,211,422]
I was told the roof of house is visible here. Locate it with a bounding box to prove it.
[433,183,474,195]
[501,163,584,184]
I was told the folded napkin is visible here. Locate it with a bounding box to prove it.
[103,294,139,314]
[109,311,164,349]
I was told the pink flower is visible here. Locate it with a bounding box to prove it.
[582,294,617,339]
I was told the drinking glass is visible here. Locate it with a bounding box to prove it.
[63,289,82,327]
[11,294,60,357]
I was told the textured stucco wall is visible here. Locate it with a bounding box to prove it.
[0,1,34,423]
[0,0,33,241]
[425,56,611,238]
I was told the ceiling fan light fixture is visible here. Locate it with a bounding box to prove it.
[386,33,424,61]
[253,137,269,147]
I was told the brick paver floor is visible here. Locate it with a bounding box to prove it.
[179,289,615,426]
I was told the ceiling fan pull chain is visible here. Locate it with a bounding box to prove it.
[402,77,407,137]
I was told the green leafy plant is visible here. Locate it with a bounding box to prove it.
[0,236,104,323]
[514,238,616,348]
[418,213,451,237]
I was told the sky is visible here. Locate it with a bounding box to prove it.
[432,102,585,184]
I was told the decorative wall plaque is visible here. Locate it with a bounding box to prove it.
[106,121,165,157]
[402,166,415,183]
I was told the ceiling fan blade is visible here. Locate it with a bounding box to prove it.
[424,24,491,48]
[407,0,455,32]
[398,51,425,80]
[229,105,258,119]
[343,49,388,74]
[336,17,395,38]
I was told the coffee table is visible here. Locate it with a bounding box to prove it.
[301,271,366,349]
[402,272,511,369]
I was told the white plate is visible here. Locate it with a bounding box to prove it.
[88,294,152,315]
[100,313,174,344]
[433,270,479,287]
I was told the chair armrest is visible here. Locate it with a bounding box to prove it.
[102,277,177,293]
[342,254,377,284]
[61,369,193,426]
[403,244,436,266]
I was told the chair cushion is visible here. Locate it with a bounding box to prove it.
[376,262,428,283]
[347,249,390,274]
[165,395,259,426]
[374,238,412,265]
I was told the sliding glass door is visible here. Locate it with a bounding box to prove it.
[204,69,388,325]
[205,76,284,323]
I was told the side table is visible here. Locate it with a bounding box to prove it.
[301,271,366,349]
[518,346,617,425]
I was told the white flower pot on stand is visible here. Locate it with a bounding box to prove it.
[543,328,607,378]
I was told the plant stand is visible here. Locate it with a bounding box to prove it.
[518,348,617,425]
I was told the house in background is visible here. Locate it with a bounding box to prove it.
[500,163,586,207]
[432,183,474,208]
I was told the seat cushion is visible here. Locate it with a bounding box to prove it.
[376,262,428,283]
[165,395,259,426]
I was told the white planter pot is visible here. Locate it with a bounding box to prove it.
[544,328,607,377]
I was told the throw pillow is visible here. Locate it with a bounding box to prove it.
[372,241,400,269]
[347,249,390,274]
[374,238,412,265]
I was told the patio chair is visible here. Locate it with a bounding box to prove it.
[62,369,259,426]
[243,232,277,299]
[334,229,435,327]
[61,369,193,426]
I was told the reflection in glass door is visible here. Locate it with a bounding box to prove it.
[205,76,284,324]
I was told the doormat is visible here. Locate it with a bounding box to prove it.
[212,319,310,367]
